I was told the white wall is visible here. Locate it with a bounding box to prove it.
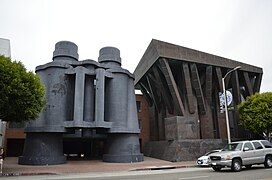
[0,38,11,57]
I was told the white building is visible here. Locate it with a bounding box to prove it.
[0,38,11,57]
[0,38,10,147]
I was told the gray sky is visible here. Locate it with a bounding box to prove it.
[0,0,271,92]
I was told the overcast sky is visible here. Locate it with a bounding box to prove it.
[0,0,271,92]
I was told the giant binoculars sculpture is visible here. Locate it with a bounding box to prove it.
[19,41,143,165]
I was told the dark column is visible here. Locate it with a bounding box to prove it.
[103,134,143,163]
[19,133,65,165]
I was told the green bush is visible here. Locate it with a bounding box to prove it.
[239,92,272,139]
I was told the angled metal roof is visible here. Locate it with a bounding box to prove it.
[134,39,263,85]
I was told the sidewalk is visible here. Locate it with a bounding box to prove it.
[2,157,196,176]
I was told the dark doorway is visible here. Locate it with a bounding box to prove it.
[63,139,105,160]
[6,139,25,157]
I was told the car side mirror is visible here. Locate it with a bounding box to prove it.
[244,147,250,151]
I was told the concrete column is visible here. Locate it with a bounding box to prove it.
[95,68,105,123]
[73,68,85,125]
[18,133,66,165]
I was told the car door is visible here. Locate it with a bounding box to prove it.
[242,142,255,165]
[252,141,265,163]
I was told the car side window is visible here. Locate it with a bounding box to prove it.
[244,142,254,150]
[261,140,272,148]
[252,142,263,149]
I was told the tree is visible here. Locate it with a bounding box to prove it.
[0,55,45,122]
[238,92,272,140]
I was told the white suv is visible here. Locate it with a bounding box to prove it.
[209,140,272,172]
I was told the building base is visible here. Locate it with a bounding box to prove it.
[103,133,144,163]
[144,139,226,162]
[18,132,66,165]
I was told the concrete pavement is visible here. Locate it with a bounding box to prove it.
[1,156,196,177]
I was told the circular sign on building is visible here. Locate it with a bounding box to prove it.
[219,90,233,112]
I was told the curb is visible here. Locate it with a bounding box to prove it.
[130,164,197,171]
[1,172,58,177]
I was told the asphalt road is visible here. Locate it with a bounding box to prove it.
[3,165,272,180]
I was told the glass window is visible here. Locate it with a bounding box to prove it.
[136,101,141,113]
[244,142,254,150]
[261,140,272,148]
[223,143,243,151]
[252,142,263,150]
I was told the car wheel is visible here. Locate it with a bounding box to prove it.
[231,159,242,172]
[264,155,272,168]
[245,165,252,169]
[212,165,222,172]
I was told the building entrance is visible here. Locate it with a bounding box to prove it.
[63,139,105,160]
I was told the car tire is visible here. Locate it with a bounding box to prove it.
[264,155,272,168]
[245,165,252,169]
[231,159,242,172]
[212,165,222,172]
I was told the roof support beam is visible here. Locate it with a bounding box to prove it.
[146,74,161,112]
[159,58,185,116]
[243,72,253,96]
[190,63,206,114]
[139,82,153,106]
[182,62,195,114]
[205,66,213,104]
[152,65,173,113]
[253,73,262,93]
[215,67,223,92]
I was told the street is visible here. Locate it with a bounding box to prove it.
[2,165,272,180]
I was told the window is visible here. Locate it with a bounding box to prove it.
[223,143,243,151]
[136,101,141,113]
[244,142,254,151]
[138,119,142,130]
[252,142,263,150]
[261,140,272,148]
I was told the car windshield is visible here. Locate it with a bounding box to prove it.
[223,143,243,151]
